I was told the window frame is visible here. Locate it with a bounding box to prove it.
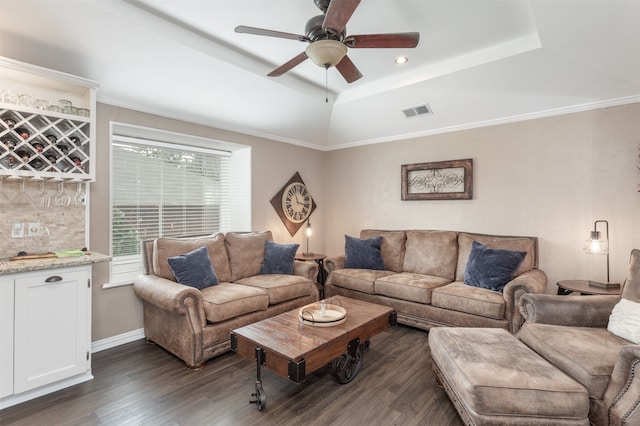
[106,122,251,287]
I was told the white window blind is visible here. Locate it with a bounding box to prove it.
[110,132,236,285]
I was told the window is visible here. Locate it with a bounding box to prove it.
[109,123,250,285]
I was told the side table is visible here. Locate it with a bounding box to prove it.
[295,253,327,298]
[556,280,621,296]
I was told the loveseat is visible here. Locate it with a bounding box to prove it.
[325,229,547,334]
[134,231,319,368]
[518,248,640,425]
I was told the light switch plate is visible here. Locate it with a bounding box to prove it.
[11,222,24,238]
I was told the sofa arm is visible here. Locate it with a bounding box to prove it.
[325,255,345,273]
[604,344,640,426]
[133,274,206,323]
[503,269,548,333]
[519,293,619,327]
[293,260,319,281]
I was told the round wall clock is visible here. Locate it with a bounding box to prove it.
[270,172,317,236]
[281,181,312,223]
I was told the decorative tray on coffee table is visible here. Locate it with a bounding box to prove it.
[299,300,346,327]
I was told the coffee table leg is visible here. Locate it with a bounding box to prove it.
[250,347,266,411]
[332,338,364,384]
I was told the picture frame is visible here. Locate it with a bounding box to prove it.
[401,159,473,200]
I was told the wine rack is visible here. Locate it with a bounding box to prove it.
[0,106,90,178]
[0,56,99,181]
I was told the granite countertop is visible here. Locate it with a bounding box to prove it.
[0,252,111,275]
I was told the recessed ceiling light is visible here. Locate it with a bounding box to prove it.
[394,56,409,65]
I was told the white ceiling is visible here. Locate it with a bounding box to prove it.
[1,0,638,150]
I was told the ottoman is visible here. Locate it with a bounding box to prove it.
[429,328,589,426]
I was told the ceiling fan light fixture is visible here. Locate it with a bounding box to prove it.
[305,40,347,67]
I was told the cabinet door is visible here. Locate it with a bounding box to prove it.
[0,277,14,399]
[14,266,90,394]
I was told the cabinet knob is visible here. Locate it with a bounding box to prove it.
[45,275,63,283]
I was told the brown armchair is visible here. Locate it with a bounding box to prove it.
[518,249,640,426]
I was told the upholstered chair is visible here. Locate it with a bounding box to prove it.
[518,249,639,426]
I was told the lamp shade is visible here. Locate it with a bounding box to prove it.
[305,40,347,67]
[303,220,313,256]
[583,230,609,254]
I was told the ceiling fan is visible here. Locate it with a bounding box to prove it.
[235,0,420,84]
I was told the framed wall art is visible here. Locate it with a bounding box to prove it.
[401,159,473,200]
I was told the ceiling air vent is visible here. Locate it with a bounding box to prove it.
[402,103,433,118]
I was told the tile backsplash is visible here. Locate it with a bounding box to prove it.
[0,178,86,258]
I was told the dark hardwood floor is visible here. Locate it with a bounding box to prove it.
[0,325,462,426]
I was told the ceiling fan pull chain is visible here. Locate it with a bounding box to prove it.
[325,64,329,103]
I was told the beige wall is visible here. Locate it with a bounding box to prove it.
[90,103,326,341]
[90,101,639,342]
[325,103,640,290]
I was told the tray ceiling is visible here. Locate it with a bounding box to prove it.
[0,0,638,149]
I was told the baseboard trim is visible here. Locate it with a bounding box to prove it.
[91,328,145,353]
[0,372,93,410]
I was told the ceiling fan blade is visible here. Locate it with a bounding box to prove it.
[345,32,420,48]
[335,55,363,83]
[267,52,309,77]
[322,0,361,34]
[235,25,310,42]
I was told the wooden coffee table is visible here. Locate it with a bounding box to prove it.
[231,295,396,410]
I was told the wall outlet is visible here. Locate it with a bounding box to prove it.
[28,222,41,237]
[11,222,24,239]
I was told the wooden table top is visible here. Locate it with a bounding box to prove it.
[295,253,327,261]
[556,279,621,296]
[232,296,394,376]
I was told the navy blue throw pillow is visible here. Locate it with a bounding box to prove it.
[344,235,386,270]
[464,241,526,293]
[260,240,299,274]
[167,246,218,290]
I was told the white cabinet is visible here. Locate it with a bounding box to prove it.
[0,276,14,399]
[0,265,92,408]
[14,266,91,393]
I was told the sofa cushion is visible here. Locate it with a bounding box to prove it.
[374,272,450,304]
[608,298,640,343]
[457,233,536,281]
[432,282,505,319]
[518,323,631,399]
[225,231,272,281]
[260,240,299,275]
[344,235,385,270]
[464,241,526,293]
[330,269,395,294]
[153,233,231,283]
[167,246,218,290]
[360,230,406,272]
[200,283,269,323]
[235,274,315,304]
[402,230,458,280]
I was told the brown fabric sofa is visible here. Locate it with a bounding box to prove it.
[518,249,640,425]
[325,230,547,334]
[134,231,319,368]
